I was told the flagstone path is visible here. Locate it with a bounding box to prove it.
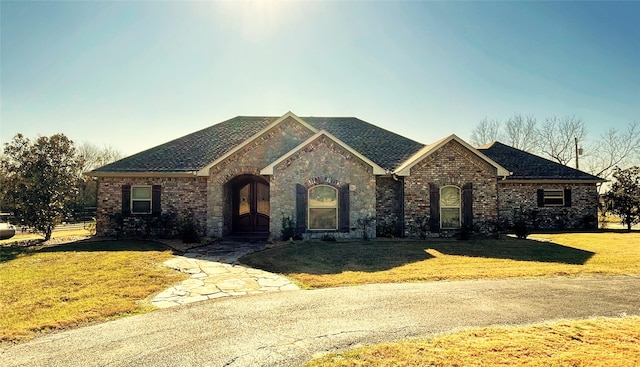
[151,242,299,308]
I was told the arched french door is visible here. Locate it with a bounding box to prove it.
[231,175,270,233]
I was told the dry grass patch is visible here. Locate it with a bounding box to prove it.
[0,240,187,343]
[241,232,640,288]
[303,317,640,367]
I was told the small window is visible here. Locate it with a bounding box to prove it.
[440,186,461,229]
[308,185,338,230]
[543,190,564,206]
[131,186,152,214]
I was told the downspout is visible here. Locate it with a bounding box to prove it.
[392,173,405,237]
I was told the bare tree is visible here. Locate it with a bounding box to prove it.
[538,115,588,165]
[470,117,501,146]
[583,121,640,183]
[504,114,538,152]
[77,142,123,172]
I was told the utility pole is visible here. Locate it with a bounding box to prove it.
[575,137,579,169]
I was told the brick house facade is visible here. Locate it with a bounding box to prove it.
[90,112,604,239]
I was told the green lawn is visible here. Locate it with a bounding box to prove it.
[241,231,640,288]
[0,239,187,343]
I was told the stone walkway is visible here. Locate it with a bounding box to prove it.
[151,241,299,308]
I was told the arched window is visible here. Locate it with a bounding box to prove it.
[440,185,461,229]
[308,185,338,230]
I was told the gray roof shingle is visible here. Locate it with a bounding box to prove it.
[92,116,425,173]
[478,142,604,181]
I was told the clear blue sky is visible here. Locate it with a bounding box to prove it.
[2,1,638,156]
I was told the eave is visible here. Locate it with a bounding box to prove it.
[87,171,199,178]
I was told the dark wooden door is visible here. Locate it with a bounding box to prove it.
[232,177,269,233]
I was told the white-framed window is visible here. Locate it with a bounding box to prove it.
[308,185,338,230]
[131,186,152,214]
[543,190,564,206]
[440,185,461,229]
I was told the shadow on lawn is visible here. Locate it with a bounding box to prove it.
[241,237,595,275]
[428,238,595,265]
[0,239,174,263]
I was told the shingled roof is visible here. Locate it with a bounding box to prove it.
[91,115,425,174]
[478,141,604,182]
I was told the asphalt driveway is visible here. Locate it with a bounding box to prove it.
[3,275,639,367]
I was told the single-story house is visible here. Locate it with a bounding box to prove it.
[89,112,604,239]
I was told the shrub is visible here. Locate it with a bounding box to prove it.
[512,207,530,239]
[281,214,295,241]
[356,215,376,240]
[321,234,337,242]
[376,219,399,238]
[177,210,202,243]
[409,215,431,239]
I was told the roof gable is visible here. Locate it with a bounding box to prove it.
[195,112,316,176]
[394,134,510,177]
[260,130,387,175]
[478,141,605,182]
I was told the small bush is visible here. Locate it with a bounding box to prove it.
[512,208,530,239]
[321,234,337,242]
[356,215,376,240]
[409,215,431,239]
[177,211,202,243]
[377,219,399,238]
[281,214,295,241]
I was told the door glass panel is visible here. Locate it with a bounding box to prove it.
[238,184,250,215]
[257,183,270,215]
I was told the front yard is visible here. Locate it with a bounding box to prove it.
[2,230,638,351]
[241,231,640,288]
[0,239,187,343]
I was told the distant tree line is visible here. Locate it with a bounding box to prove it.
[0,133,122,240]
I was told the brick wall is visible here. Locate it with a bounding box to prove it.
[96,176,208,237]
[270,135,377,239]
[497,182,599,230]
[403,140,499,237]
[376,176,403,237]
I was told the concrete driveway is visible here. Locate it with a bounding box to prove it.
[2,275,639,367]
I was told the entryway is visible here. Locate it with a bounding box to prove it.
[231,175,270,234]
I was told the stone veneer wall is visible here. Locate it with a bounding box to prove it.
[96,176,208,237]
[206,116,314,237]
[403,140,499,237]
[375,176,403,237]
[270,135,377,239]
[497,182,599,229]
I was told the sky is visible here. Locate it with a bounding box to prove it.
[1,1,639,157]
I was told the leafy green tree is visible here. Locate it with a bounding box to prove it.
[0,134,83,240]
[605,166,640,230]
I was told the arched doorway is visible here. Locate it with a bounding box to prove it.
[231,175,270,234]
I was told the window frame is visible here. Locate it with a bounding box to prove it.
[308,184,339,231]
[131,185,153,214]
[542,190,565,207]
[440,185,461,229]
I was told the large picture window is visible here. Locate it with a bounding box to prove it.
[308,185,338,230]
[131,186,152,214]
[440,186,461,229]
